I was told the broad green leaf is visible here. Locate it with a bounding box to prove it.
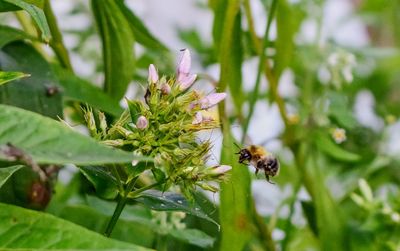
[57,204,155,247]
[1,0,50,42]
[0,71,29,85]
[314,132,361,162]
[134,190,219,228]
[227,11,244,118]
[274,0,304,78]
[0,104,147,165]
[169,228,215,248]
[219,133,253,251]
[91,0,135,100]
[53,66,123,117]
[79,166,119,199]
[116,1,168,52]
[300,200,318,236]
[0,165,23,189]
[0,0,43,12]
[310,153,346,251]
[0,25,36,48]
[0,42,62,119]
[0,203,151,250]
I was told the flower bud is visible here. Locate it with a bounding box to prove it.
[177,49,191,79]
[192,112,203,125]
[148,64,159,83]
[212,165,232,175]
[199,93,227,109]
[198,183,218,193]
[160,83,171,95]
[136,115,149,130]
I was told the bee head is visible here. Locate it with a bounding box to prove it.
[236,148,252,164]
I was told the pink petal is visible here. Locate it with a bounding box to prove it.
[199,93,227,109]
[148,64,159,83]
[177,49,191,78]
[178,74,197,91]
[192,112,203,125]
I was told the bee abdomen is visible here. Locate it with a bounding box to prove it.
[257,157,279,177]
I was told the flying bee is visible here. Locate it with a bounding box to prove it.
[236,145,279,184]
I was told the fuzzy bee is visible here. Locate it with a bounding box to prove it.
[236,145,279,184]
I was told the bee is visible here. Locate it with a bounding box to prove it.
[236,145,279,184]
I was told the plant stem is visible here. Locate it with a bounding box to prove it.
[103,195,127,237]
[242,0,281,143]
[14,11,49,60]
[103,179,137,237]
[127,181,162,198]
[43,0,74,71]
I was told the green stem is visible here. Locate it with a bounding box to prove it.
[43,0,74,71]
[242,0,280,143]
[103,195,127,237]
[127,181,163,198]
[14,11,49,59]
[104,179,137,237]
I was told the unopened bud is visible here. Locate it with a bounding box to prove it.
[136,116,148,130]
[148,64,159,83]
[160,83,171,95]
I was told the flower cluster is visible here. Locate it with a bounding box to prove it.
[326,50,356,88]
[85,49,231,198]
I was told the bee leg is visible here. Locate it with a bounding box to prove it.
[255,168,259,175]
[265,172,275,184]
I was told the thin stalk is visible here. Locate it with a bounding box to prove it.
[104,179,137,237]
[14,11,49,60]
[242,0,280,143]
[281,182,301,251]
[43,0,73,71]
[127,181,163,198]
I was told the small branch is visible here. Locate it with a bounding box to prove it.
[43,0,74,71]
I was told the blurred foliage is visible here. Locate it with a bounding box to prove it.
[0,0,400,250]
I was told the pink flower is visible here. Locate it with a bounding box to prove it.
[136,115,148,130]
[179,74,197,91]
[212,165,232,175]
[177,49,197,91]
[148,64,158,83]
[192,112,203,125]
[199,93,227,109]
[177,49,191,78]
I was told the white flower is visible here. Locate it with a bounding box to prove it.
[136,115,148,130]
[331,127,346,144]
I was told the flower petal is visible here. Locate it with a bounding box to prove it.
[199,93,227,109]
[148,64,159,83]
[178,74,197,91]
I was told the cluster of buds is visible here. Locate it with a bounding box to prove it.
[85,49,231,198]
[326,50,356,88]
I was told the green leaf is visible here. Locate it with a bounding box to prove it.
[314,132,361,162]
[300,200,318,236]
[127,99,144,124]
[116,1,168,52]
[219,133,253,251]
[0,25,36,48]
[135,190,219,228]
[0,104,147,165]
[0,165,23,189]
[0,42,62,119]
[56,204,155,247]
[327,91,358,129]
[79,166,120,199]
[274,0,304,78]
[1,0,50,42]
[169,228,215,248]
[0,71,29,86]
[91,0,135,100]
[53,66,123,117]
[0,0,44,12]
[0,203,151,250]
